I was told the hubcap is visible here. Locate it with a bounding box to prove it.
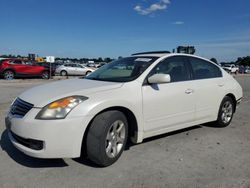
[105,120,125,158]
[42,72,49,79]
[221,101,233,124]
[4,71,14,80]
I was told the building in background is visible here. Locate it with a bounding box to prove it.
[177,46,196,54]
[28,53,36,61]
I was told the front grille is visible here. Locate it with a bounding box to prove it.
[10,131,43,150]
[10,98,34,117]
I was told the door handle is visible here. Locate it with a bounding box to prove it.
[185,89,194,94]
[218,84,224,87]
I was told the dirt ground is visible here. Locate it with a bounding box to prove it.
[0,75,249,188]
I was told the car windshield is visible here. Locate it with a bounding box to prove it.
[85,56,158,82]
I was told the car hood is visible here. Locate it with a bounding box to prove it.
[19,78,123,107]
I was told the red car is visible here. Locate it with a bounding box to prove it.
[0,59,50,80]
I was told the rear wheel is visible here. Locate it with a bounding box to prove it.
[3,70,15,80]
[41,71,49,79]
[86,71,91,76]
[215,96,235,127]
[86,111,128,166]
[60,70,67,76]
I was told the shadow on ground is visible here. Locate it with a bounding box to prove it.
[0,130,68,168]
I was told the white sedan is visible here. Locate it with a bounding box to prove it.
[56,63,94,76]
[5,52,243,166]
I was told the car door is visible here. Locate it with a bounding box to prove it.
[142,56,196,133]
[9,60,25,74]
[27,62,44,75]
[10,60,33,75]
[21,61,36,74]
[66,64,76,75]
[187,57,223,122]
[75,64,86,75]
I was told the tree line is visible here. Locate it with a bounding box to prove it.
[210,56,250,66]
[1,54,250,66]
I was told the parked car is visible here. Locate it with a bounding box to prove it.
[245,67,250,74]
[86,63,96,68]
[0,59,51,80]
[56,63,94,76]
[5,52,242,166]
[222,64,239,74]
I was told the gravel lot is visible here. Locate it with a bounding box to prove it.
[0,75,250,188]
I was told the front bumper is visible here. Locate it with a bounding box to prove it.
[5,108,93,159]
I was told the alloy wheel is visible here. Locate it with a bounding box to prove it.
[105,120,126,158]
[221,101,233,124]
[4,71,14,80]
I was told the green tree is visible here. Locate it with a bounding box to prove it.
[104,57,112,62]
[210,58,218,64]
[236,56,250,66]
[97,57,103,62]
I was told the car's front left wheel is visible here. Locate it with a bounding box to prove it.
[86,110,128,166]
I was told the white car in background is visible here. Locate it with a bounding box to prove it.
[56,63,94,76]
[5,52,243,166]
[222,64,239,74]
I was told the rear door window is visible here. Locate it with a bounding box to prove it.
[188,57,222,79]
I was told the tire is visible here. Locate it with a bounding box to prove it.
[86,71,91,76]
[86,110,128,166]
[3,70,15,80]
[41,71,49,79]
[215,96,235,127]
[60,70,67,76]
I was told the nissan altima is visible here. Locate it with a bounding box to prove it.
[5,51,243,166]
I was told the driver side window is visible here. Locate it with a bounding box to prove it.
[151,56,190,82]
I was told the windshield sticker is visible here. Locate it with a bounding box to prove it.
[135,58,152,62]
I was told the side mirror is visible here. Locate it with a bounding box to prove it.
[148,74,171,84]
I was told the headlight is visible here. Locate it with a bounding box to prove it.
[35,96,88,120]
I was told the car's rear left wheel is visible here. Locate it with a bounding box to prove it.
[3,70,15,80]
[215,96,235,127]
[86,71,91,76]
[86,110,128,166]
[41,71,49,79]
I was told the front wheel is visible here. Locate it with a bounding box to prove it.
[215,96,235,127]
[86,111,128,166]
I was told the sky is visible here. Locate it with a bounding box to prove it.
[0,0,250,62]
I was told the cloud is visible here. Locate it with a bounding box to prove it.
[134,0,171,15]
[173,21,184,25]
